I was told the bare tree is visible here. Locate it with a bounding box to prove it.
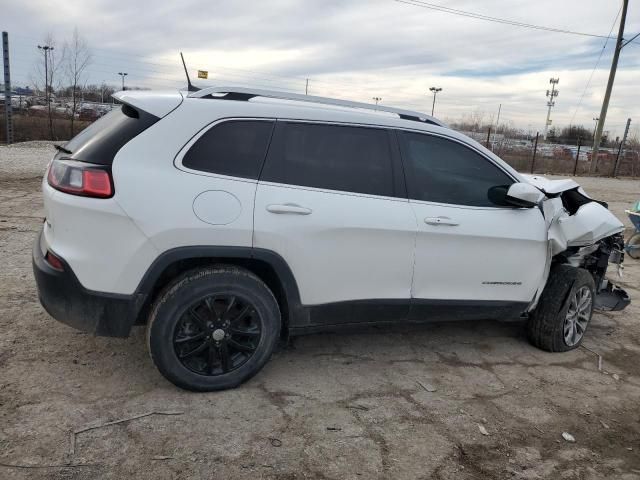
[63,28,91,136]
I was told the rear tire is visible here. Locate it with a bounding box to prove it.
[147,266,281,391]
[527,265,595,352]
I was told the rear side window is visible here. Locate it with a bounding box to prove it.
[261,122,395,197]
[183,120,274,179]
[62,104,159,165]
[398,131,514,207]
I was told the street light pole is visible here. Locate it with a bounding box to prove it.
[118,72,128,91]
[372,96,382,108]
[37,44,54,138]
[429,87,442,116]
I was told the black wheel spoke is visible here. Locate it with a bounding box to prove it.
[230,328,260,337]
[204,296,219,321]
[228,338,256,353]
[188,307,207,329]
[230,304,253,325]
[179,340,209,359]
[175,332,206,344]
[219,342,231,373]
[221,296,237,321]
[174,293,262,376]
[207,343,216,375]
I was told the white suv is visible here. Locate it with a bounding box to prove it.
[33,86,629,391]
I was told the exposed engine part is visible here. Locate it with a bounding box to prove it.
[559,232,628,311]
[565,244,599,268]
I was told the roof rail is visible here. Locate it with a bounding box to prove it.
[187,86,445,127]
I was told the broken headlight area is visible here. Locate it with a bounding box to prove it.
[562,233,629,312]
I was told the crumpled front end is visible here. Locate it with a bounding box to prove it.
[524,174,629,312]
[563,233,630,311]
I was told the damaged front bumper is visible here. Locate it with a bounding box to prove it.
[587,235,630,312]
[595,281,630,311]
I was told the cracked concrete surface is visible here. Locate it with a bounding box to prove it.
[1,142,639,479]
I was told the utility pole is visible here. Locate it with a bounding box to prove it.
[543,78,559,139]
[3,31,13,144]
[38,44,53,139]
[118,72,128,91]
[305,78,309,95]
[492,103,502,149]
[590,0,629,174]
[613,118,631,177]
[573,137,582,176]
[429,87,442,116]
[372,96,381,108]
[593,117,600,140]
[531,132,540,173]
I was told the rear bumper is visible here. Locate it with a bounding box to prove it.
[32,228,139,337]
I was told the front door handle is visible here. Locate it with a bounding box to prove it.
[266,204,312,215]
[424,216,459,226]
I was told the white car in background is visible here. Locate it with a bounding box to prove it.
[33,87,629,391]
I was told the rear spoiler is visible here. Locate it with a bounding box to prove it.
[112,90,183,118]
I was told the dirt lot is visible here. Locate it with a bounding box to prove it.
[1,142,639,479]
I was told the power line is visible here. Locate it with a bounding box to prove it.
[393,0,639,43]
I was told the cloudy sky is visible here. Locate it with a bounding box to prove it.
[4,0,640,138]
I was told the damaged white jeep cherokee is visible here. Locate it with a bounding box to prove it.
[33,87,629,391]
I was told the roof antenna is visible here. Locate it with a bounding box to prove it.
[180,52,200,92]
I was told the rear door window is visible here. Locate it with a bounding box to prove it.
[261,121,395,197]
[182,120,275,180]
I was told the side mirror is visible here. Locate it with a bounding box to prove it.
[488,183,544,208]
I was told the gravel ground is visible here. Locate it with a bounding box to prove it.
[1,141,640,479]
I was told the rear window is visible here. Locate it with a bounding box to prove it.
[182,120,275,179]
[61,104,159,165]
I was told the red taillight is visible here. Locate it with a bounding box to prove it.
[47,159,113,198]
[81,170,112,197]
[45,250,64,271]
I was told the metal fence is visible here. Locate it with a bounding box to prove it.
[0,95,116,143]
[459,129,640,178]
[3,101,639,178]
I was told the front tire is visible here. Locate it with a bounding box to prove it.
[527,265,595,352]
[147,266,281,391]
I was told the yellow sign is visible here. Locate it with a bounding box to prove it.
[197,70,208,79]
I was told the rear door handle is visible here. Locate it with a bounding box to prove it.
[266,204,312,215]
[424,216,459,226]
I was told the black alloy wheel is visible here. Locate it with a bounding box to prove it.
[173,294,262,376]
[147,266,281,391]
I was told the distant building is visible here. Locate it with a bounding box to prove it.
[15,87,34,96]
